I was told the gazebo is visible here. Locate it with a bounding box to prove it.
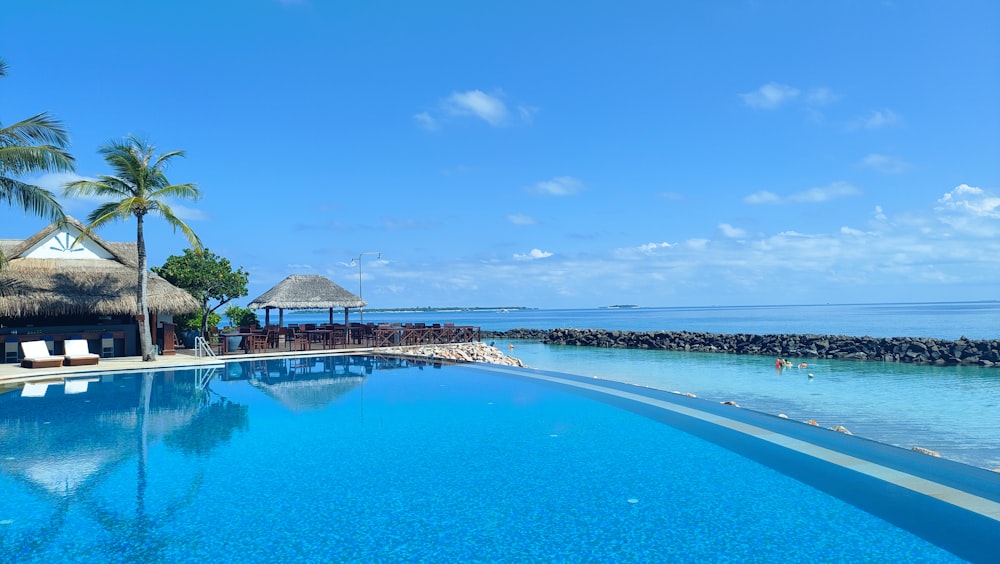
[247,274,366,330]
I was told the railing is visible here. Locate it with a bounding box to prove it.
[371,325,481,347]
[194,336,216,358]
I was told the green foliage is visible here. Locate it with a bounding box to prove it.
[153,248,249,335]
[174,311,221,333]
[223,304,258,329]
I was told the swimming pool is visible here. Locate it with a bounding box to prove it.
[0,355,994,562]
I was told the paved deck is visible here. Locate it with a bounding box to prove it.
[0,345,375,385]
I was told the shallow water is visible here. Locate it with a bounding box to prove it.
[493,340,1000,470]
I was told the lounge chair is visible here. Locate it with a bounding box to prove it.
[19,340,64,369]
[64,339,100,366]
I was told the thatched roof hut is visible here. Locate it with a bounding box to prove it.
[0,217,199,319]
[248,274,365,326]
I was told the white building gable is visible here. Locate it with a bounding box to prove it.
[22,223,115,260]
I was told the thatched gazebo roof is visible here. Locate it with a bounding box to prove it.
[248,274,365,310]
[0,217,199,318]
[248,274,365,327]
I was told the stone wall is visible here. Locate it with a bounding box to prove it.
[484,328,1000,366]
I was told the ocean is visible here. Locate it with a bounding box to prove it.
[280,302,1000,469]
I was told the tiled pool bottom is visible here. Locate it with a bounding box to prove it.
[0,357,987,562]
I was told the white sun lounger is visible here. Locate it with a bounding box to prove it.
[19,340,64,369]
[63,339,100,366]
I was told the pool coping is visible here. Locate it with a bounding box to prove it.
[476,363,1000,563]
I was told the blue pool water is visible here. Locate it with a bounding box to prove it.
[0,356,968,562]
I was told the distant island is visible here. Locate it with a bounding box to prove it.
[602,304,640,309]
[286,306,533,315]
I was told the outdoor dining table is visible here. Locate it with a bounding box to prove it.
[222,332,258,354]
[305,329,339,349]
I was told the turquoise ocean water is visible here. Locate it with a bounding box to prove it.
[286,302,1000,470]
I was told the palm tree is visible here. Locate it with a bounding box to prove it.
[0,57,75,271]
[65,136,201,361]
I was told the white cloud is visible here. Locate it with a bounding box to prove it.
[852,108,901,130]
[937,184,1000,217]
[805,87,838,105]
[744,190,781,204]
[718,223,747,238]
[747,183,860,204]
[874,205,887,221]
[935,184,1000,237]
[740,82,800,109]
[788,181,861,203]
[860,153,909,174]
[444,90,509,126]
[530,176,584,196]
[507,214,537,225]
[638,242,671,253]
[170,204,209,221]
[286,263,313,269]
[839,226,866,236]
[416,89,535,130]
[513,248,552,260]
[413,112,437,131]
[30,171,89,192]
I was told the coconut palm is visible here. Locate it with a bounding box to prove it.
[0,57,75,271]
[65,136,201,361]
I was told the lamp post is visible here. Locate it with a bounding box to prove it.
[351,251,380,323]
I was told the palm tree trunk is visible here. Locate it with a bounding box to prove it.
[137,214,156,361]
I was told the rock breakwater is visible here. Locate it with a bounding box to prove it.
[380,341,525,367]
[484,328,1000,366]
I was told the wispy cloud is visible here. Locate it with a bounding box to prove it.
[416,89,534,130]
[788,181,861,203]
[859,153,910,174]
[413,112,437,131]
[745,182,861,204]
[740,82,800,109]
[805,87,839,106]
[718,223,747,238]
[444,90,509,125]
[530,176,584,196]
[743,190,781,204]
[170,204,209,221]
[507,214,538,226]
[513,248,553,260]
[851,108,901,130]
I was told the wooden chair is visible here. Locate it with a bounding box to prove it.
[287,328,309,351]
[249,332,269,354]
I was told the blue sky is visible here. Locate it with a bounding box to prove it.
[3,0,998,309]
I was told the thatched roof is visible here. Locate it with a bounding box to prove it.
[0,217,200,317]
[248,274,365,310]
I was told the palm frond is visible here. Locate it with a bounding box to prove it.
[150,201,203,250]
[0,145,76,175]
[0,176,65,221]
[0,112,72,148]
[152,182,201,201]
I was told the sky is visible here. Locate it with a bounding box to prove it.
[2,0,999,309]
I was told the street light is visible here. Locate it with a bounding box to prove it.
[350,251,380,323]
